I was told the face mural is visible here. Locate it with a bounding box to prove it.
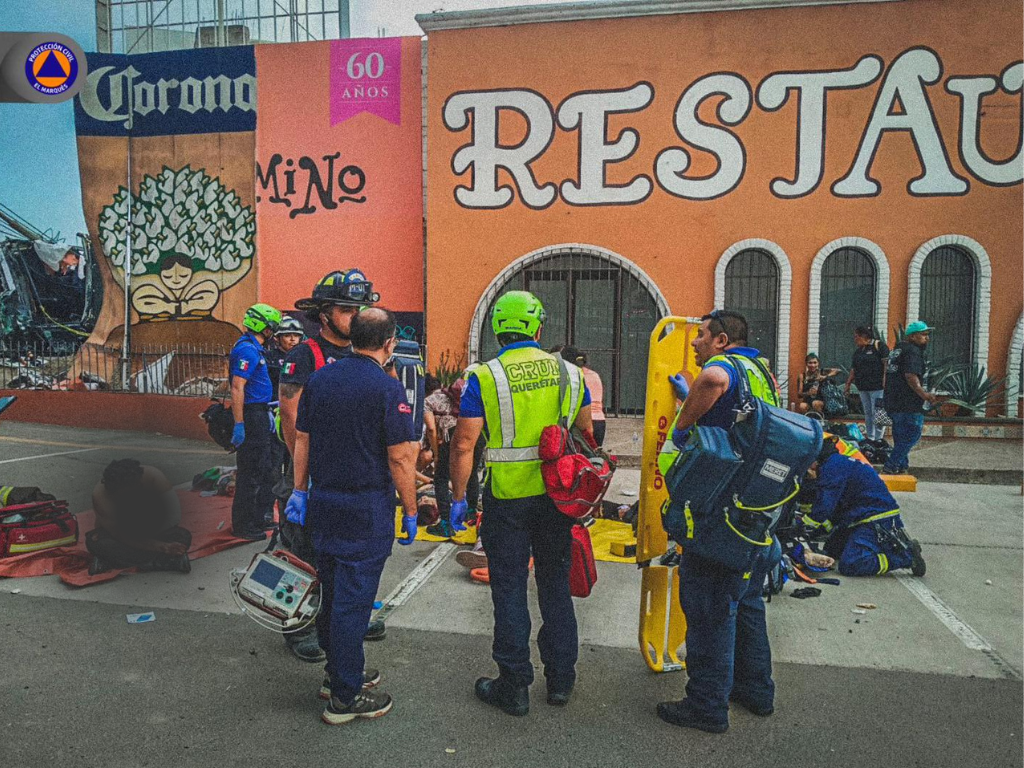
[98,166,255,322]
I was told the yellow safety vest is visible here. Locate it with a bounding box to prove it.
[658,353,780,476]
[475,346,586,499]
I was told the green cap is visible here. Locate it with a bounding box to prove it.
[905,320,934,335]
[492,291,546,339]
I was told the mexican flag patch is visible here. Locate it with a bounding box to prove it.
[237,360,250,372]
[283,362,296,375]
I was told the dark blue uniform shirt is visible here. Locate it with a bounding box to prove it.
[697,346,764,430]
[296,354,416,557]
[229,332,273,404]
[810,453,899,529]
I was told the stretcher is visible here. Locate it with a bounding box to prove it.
[637,317,701,672]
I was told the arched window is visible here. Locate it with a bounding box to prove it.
[724,249,779,367]
[818,247,876,369]
[471,246,668,415]
[919,245,976,366]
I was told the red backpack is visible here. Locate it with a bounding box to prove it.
[537,358,615,520]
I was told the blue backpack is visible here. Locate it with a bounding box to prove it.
[663,356,823,572]
[392,340,426,437]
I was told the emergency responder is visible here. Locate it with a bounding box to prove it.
[284,308,418,725]
[449,291,593,717]
[800,440,926,577]
[277,271,386,660]
[229,303,282,540]
[656,309,781,734]
[266,316,305,528]
[268,315,305,398]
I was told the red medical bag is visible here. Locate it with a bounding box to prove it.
[0,500,78,558]
[569,524,598,598]
[539,424,615,520]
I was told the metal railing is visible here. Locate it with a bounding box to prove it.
[0,341,230,397]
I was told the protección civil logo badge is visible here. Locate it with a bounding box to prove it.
[24,42,78,96]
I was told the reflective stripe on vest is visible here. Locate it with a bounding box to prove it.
[854,508,900,526]
[658,354,780,476]
[476,347,585,499]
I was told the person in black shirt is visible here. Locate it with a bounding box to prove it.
[882,321,939,474]
[276,269,385,661]
[844,325,889,441]
[267,316,305,399]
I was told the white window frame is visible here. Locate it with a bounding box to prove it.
[1007,313,1024,418]
[806,237,890,361]
[714,238,793,401]
[907,234,992,372]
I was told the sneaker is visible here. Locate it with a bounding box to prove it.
[319,668,382,700]
[656,699,728,733]
[174,554,191,575]
[288,632,326,663]
[909,539,926,577]
[456,549,488,570]
[475,677,529,717]
[88,556,109,576]
[427,520,453,539]
[321,688,393,724]
[365,619,387,642]
[729,690,774,717]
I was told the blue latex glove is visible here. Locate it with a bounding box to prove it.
[284,489,308,526]
[399,515,417,546]
[450,498,469,532]
[672,425,690,449]
[231,422,246,448]
[669,373,690,400]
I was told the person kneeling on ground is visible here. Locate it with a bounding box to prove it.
[800,441,926,577]
[87,459,191,575]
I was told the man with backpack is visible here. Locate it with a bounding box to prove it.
[448,291,593,716]
[276,270,386,661]
[656,310,783,734]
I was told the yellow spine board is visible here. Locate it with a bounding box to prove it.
[637,317,701,672]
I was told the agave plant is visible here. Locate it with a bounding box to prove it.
[943,364,1005,414]
[434,349,467,388]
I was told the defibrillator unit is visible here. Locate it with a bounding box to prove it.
[230,550,319,631]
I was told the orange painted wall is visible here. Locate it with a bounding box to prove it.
[255,38,424,315]
[424,0,1023,390]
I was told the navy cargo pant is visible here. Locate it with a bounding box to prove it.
[231,403,277,535]
[481,487,578,690]
[829,517,913,577]
[679,541,778,727]
[316,543,389,704]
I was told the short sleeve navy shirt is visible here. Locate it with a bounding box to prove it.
[229,332,272,404]
[296,355,416,556]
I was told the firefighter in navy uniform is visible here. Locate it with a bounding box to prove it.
[276,270,385,661]
[228,303,282,540]
[656,310,783,734]
[266,316,304,527]
[449,291,593,717]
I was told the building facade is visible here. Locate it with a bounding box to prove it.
[419,0,1023,414]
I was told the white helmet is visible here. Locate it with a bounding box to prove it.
[274,316,305,337]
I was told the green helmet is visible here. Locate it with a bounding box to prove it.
[492,291,546,339]
[242,303,282,334]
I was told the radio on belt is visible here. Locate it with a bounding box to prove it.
[231,550,319,631]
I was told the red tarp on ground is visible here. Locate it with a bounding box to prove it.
[0,490,255,587]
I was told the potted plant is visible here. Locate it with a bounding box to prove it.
[941,365,1006,417]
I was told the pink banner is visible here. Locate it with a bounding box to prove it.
[330,38,402,126]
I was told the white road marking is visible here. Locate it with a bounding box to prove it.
[374,542,457,624]
[895,574,992,650]
[896,573,1021,679]
[0,447,99,465]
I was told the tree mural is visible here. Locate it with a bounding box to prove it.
[98,166,255,322]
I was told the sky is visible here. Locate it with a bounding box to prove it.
[0,0,584,245]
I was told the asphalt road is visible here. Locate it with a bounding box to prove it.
[0,420,1021,768]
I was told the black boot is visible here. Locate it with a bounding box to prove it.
[475,676,529,717]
